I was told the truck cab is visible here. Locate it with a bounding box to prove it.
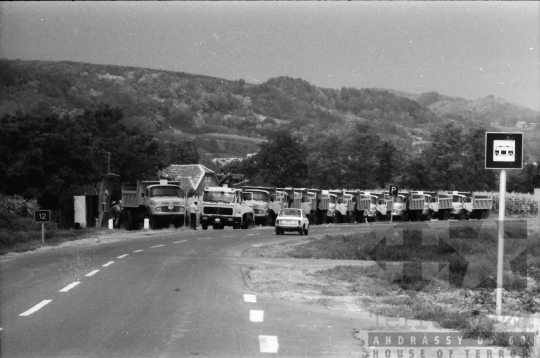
[268,190,289,226]
[322,190,337,223]
[200,187,254,230]
[360,192,380,222]
[122,180,186,230]
[392,194,408,220]
[450,192,468,220]
[241,186,273,226]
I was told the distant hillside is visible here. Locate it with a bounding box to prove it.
[1,59,539,160]
[381,89,540,126]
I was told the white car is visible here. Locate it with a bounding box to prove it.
[275,208,310,235]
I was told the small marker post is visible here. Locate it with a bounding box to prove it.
[34,210,51,245]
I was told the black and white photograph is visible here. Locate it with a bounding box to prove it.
[1,2,539,357]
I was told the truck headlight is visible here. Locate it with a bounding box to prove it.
[155,207,161,213]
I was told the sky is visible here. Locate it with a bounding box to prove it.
[1,2,539,111]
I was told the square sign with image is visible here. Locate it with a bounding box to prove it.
[485,132,523,169]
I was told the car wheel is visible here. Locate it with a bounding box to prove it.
[304,227,309,235]
[202,224,208,230]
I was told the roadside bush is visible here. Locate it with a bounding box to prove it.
[0,195,39,217]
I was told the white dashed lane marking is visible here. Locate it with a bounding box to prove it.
[133,250,144,253]
[243,294,257,303]
[85,270,99,277]
[151,245,164,248]
[19,300,52,316]
[103,261,114,267]
[250,310,264,322]
[117,254,129,258]
[259,335,279,353]
[173,240,187,244]
[59,282,80,292]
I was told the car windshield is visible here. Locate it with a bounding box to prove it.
[150,187,182,197]
[203,191,235,203]
[279,209,301,217]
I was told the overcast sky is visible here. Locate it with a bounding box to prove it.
[1,2,539,111]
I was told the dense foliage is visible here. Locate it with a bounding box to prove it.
[0,106,201,208]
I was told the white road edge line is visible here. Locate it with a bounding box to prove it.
[250,310,264,322]
[117,254,129,258]
[259,335,279,353]
[243,294,257,303]
[59,282,80,292]
[85,270,99,277]
[103,261,114,267]
[19,300,52,316]
[173,240,187,244]
[133,250,144,253]
[151,245,164,248]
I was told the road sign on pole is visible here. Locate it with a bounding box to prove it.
[34,210,51,244]
[389,185,399,197]
[485,132,524,316]
[485,132,523,169]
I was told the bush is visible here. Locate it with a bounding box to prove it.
[0,195,40,217]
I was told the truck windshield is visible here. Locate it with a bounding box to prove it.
[150,187,182,197]
[395,197,403,203]
[452,196,461,203]
[250,192,268,201]
[203,191,235,203]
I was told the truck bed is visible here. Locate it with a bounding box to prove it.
[409,194,424,211]
[437,195,453,210]
[474,197,493,210]
[122,189,140,208]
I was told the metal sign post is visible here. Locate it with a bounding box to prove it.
[34,210,51,244]
[388,185,399,223]
[495,170,506,315]
[485,132,523,316]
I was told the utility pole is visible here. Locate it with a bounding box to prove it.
[107,152,111,175]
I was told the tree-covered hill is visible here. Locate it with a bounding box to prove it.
[1,59,539,161]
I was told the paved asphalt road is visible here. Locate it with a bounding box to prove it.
[1,224,384,358]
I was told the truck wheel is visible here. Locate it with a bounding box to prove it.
[202,223,208,230]
[126,211,137,231]
[150,217,159,230]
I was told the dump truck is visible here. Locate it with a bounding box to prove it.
[391,191,426,221]
[122,180,186,231]
[281,188,311,212]
[361,191,391,222]
[425,192,453,220]
[323,190,337,223]
[307,189,331,225]
[346,190,371,223]
[200,187,254,230]
[330,190,356,223]
[449,191,492,220]
[241,186,273,226]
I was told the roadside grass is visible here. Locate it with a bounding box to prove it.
[255,222,540,354]
[0,210,109,255]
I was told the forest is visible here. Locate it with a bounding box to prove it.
[0,59,539,209]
